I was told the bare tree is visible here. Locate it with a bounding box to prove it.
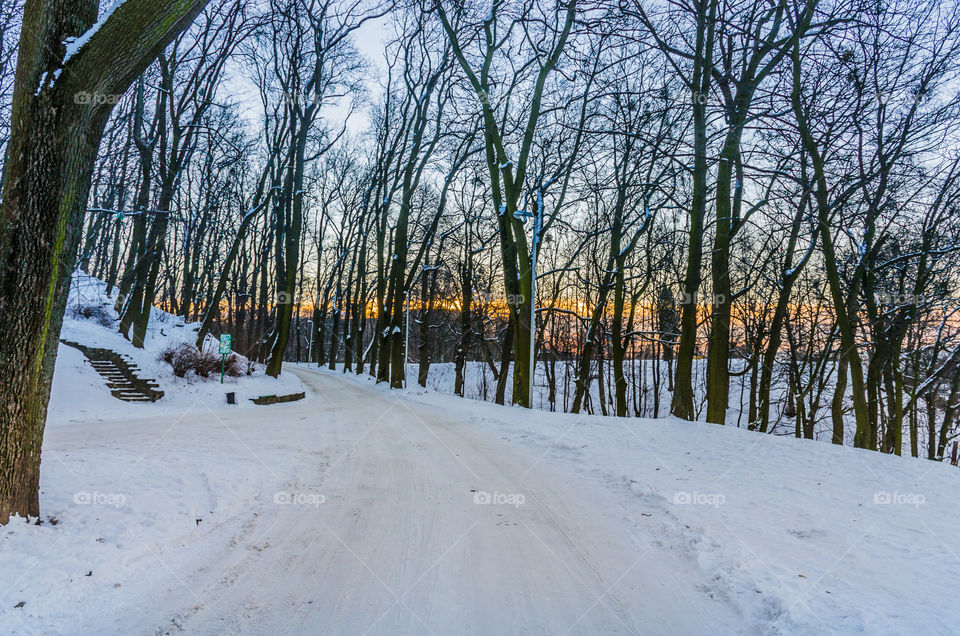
[0,0,212,525]
[437,0,578,407]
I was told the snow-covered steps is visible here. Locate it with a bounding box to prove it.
[60,340,164,402]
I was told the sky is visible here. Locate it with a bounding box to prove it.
[224,10,394,140]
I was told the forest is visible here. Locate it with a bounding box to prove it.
[2,0,960,525]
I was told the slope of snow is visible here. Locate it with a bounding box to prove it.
[393,372,960,634]
[49,272,304,422]
[2,366,959,634]
[346,358,838,441]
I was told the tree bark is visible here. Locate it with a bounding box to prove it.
[671,0,716,421]
[0,0,210,525]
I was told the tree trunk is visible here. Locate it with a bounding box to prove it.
[0,0,210,525]
[454,261,472,397]
[671,0,716,421]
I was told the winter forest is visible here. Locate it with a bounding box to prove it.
[2,0,960,632]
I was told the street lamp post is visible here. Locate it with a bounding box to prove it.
[403,268,429,390]
[529,209,541,409]
[404,289,410,389]
[515,205,542,409]
[306,318,314,365]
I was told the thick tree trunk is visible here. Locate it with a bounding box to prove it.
[0,0,210,525]
[671,0,715,421]
[790,42,871,450]
[612,259,628,417]
[417,259,439,388]
[266,129,306,378]
[495,319,513,405]
[454,262,472,397]
[705,144,738,424]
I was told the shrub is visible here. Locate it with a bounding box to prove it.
[160,343,214,378]
[223,353,244,378]
[160,343,193,377]
[159,343,247,379]
[69,303,114,327]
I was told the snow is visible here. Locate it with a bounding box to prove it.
[34,69,62,95]
[48,272,305,422]
[333,369,960,634]
[404,384,960,634]
[61,0,126,67]
[3,356,960,633]
[3,274,957,632]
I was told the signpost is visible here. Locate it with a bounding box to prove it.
[219,334,232,384]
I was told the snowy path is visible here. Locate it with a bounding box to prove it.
[3,367,739,635]
[140,367,737,634]
[8,365,960,634]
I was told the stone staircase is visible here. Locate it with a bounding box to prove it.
[61,340,164,402]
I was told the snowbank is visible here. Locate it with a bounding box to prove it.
[329,367,960,634]
[49,272,305,423]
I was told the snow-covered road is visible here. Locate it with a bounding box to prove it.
[3,367,738,635]
[8,364,960,635]
[149,367,741,634]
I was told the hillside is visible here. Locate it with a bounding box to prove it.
[49,272,304,422]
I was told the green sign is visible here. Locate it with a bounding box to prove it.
[219,334,232,354]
